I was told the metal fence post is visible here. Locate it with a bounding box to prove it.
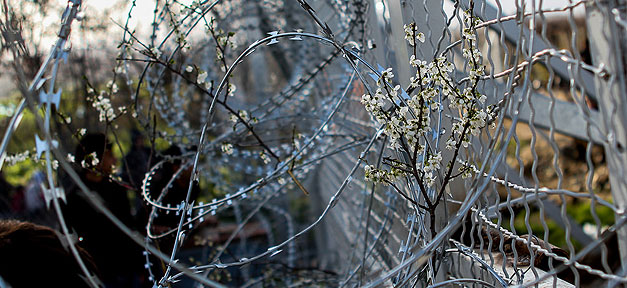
[586,0,627,272]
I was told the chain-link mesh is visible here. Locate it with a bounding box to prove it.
[1,0,626,287]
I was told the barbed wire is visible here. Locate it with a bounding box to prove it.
[1,0,626,287]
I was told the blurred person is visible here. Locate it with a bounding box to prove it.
[25,171,45,213]
[156,145,199,212]
[0,171,14,216]
[122,129,152,190]
[22,171,57,226]
[0,219,100,287]
[61,133,145,287]
[149,145,200,254]
[121,129,153,229]
[0,171,13,193]
[10,185,25,214]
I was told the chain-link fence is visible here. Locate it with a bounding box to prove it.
[0,0,626,287]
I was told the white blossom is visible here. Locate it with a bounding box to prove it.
[221,143,234,155]
[150,47,161,58]
[379,68,394,85]
[259,151,270,164]
[478,94,487,104]
[404,23,416,46]
[106,80,118,94]
[215,47,223,61]
[409,55,419,68]
[403,23,425,46]
[197,70,208,84]
[364,165,403,184]
[238,110,249,122]
[425,171,437,187]
[81,152,99,169]
[446,137,456,150]
[92,93,115,122]
[423,152,442,177]
[6,151,30,165]
[360,18,492,196]
[460,165,473,179]
[228,83,236,97]
[89,152,99,166]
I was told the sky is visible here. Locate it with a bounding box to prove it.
[48,0,588,53]
[0,0,583,97]
[78,0,583,32]
[486,0,584,15]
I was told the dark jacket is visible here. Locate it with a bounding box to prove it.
[61,173,143,283]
